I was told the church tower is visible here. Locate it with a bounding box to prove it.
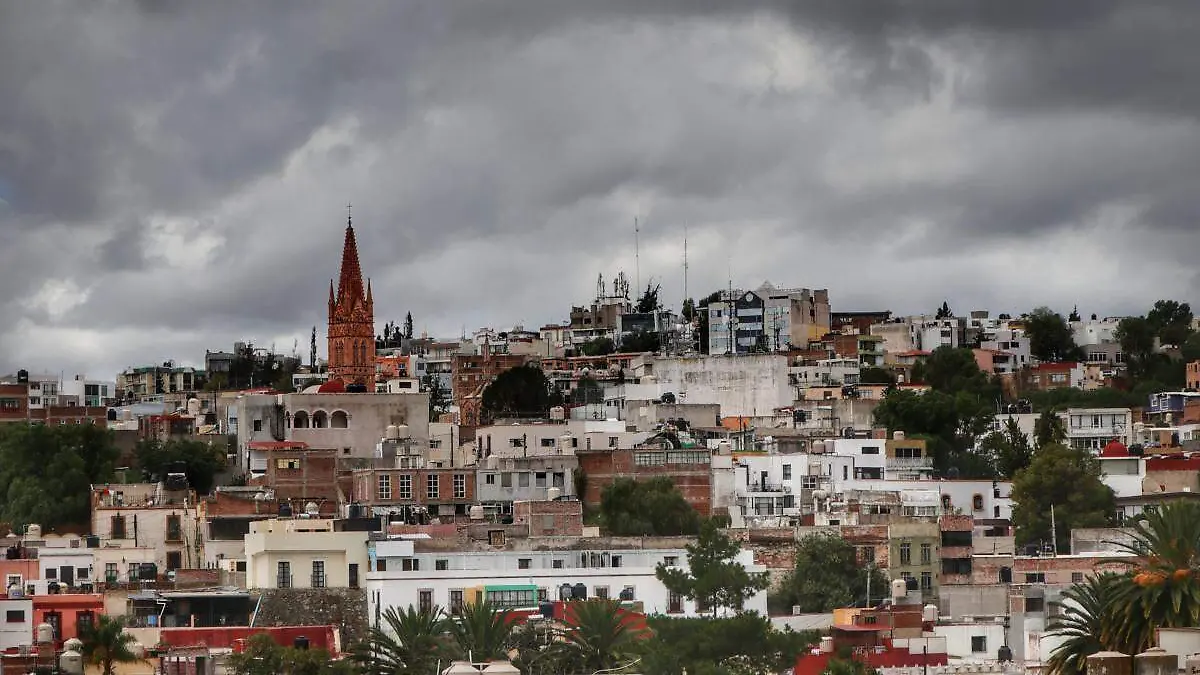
[327,210,375,386]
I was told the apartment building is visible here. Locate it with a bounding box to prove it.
[707,290,766,355]
[245,518,369,589]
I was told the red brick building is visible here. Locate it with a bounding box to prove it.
[351,467,477,518]
[0,385,109,425]
[255,441,340,517]
[452,349,537,427]
[327,214,375,386]
[576,447,713,516]
[512,499,584,537]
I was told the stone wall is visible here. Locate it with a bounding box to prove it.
[252,588,369,647]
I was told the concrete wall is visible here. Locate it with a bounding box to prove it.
[252,588,369,646]
[938,584,1008,620]
[642,355,792,418]
[285,392,430,457]
[245,520,369,589]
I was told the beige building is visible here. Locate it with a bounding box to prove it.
[244,518,369,590]
[285,391,430,457]
[90,483,202,575]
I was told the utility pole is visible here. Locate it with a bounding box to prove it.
[1050,503,1058,556]
[634,216,640,300]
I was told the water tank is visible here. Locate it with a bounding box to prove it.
[122,409,133,421]
[559,434,573,451]
[279,503,293,517]
[820,637,835,654]
[63,638,83,653]
[128,642,145,659]
[59,648,84,675]
[891,579,907,600]
[304,502,320,517]
[812,489,829,501]
[186,398,201,416]
[550,407,566,421]
[572,582,587,599]
[482,661,520,675]
[893,430,906,441]
[385,425,400,440]
[539,601,555,619]
[138,563,158,580]
[469,505,486,521]
[922,604,938,623]
[444,661,482,675]
[36,623,54,644]
[26,524,42,539]
[998,645,1013,663]
[717,441,732,455]
[811,441,826,454]
[393,424,410,440]
[547,487,562,502]
[486,455,499,470]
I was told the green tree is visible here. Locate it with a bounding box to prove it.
[557,599,645,672]
[872,389,995,479]
[421,374,451,420]
[480,365,550,422]
[229,633,352,675]
[824,659,881,675]
[403,311,415,340]
[449,600,516,661]
[912,347,999,400]
[682,298,697,323]
[572,376,604,405]
[600,477,700,536]
[636,614,817,675]
[774,532,888,613]
[656,520,769,616]
[935,301,953,319]
[979,418,1034,479]
[580,337,616,356]
[80,615,141,675]
[1045,573,1129,675]
[0,424,118,528]
[354,605,450,675]
[1146,299,1193,348]
[133,438,225,495]
[1033,410,1067,448]
[1025,307,1083,363]
[858,366,896,386]
[637,283,662,313]
[1116,316,1157,379]
[1011,444,1115,552]
[619,329,661,353]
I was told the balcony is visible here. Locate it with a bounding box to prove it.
[747,482,792,494]
[886,457,933,468]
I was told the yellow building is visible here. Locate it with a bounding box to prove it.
[244,518,369,590]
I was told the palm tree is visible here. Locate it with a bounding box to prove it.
[558,599,645,672]
[1110,500,1200,649]
[355,605,450,675]
[80,615,140,675]
[1046,573,1128,675]
[449,600,516,661]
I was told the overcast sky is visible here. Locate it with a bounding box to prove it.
[2,0,1198,380]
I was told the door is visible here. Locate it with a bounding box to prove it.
[166,552,182,571]
[348,564,359,589]
[759,471,768,489]
[59,566,74,586]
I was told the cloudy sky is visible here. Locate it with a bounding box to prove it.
[1,0,1197,379]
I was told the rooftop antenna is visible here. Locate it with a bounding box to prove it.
[683,223,689,315]
[635,216,641,299]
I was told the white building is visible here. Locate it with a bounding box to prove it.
[365,541,768,618]
[789,359,861,390]
[474,419,646,459]
[625,354,792,418]
[37,538,94,590]
[244,518,370,590]
[90,483,201,573]
[978,329,1032,373]
[1063,407,1133,451]
[0,596,33,651]
[59,374,117,407]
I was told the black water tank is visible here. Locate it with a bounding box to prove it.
[572,583,587,600]
[348,503,362,519]
[539,601,555,619]
[560,584,573,601]
[16,370,27,384]
[138,563,158,580]
[293,636,310,650]
[998,646,1013,662]
[279,503,293,517]
[85,535,99,548]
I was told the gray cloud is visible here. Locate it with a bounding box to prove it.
[0,0,1198,378]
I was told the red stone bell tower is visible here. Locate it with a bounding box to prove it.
[327,209,375,386]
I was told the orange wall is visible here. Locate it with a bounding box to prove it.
[0,560,40,586]
[33,594,105,643]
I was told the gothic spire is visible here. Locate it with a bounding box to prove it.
[335,211,366,308]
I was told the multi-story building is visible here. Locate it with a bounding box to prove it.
[576,446,713,516]
[756,283,832,351]
[451,348,537,427]
[1027,362,1085,390]
[476,455,577,515]
[90,483,202,574]
[707,289,766,355]
[59,374,117,407]
[118,364,203,401]
[351,465,477,519]
[889,521,941,600]
[1063,407,1133,451]
[245,518,369,589]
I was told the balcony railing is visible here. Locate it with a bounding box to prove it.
[747,483,792,493]
[887,457,933,467]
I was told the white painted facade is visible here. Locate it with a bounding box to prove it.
[38,548,94,589]
[0,597,33,650]
[1098,455,1144,499]
[1063,407,1132,451]
[60,374,117,407]
[978,329,1032,373]
[90,483,202,572]
[474,420,645,458]
[789,359,861,389]
[244,518,370,589]
[365,545,768,619]
[630,354,792,418]
[933,622,1008,661]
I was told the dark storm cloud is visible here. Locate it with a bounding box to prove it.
[0,0,1199,376]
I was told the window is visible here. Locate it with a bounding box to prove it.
[801,475,819,489]
[450,589,464,614]
[1072,572,1084,583]
[76,611,94,636]
[253,419,263,432]
[668,591,683,613]
[436,559,449,571]
[453,474,466,499]
[278,561,292,588]
[595,586,609,599]
[899,543,912,565]
[634,452,666,466]
[859,546,875,564]
[921,572,932,591]
[485,474,496,485]
[401,558,420,572]
[77,567,89,580]
[535,472,547,488]
[398,474,412,500]
[485,588,537,608]
[167,515,182,542]
[971,636,987,653]
[518,472,530,488]
[663,556,678,567]
[552,559,564,569]
[5,610,23,623]
[973,494,984,511]
[276,458,300,470]
[518,558,532,570]
[377,474,392,500]
[501,472,513,488]
[611,555,622,568]
[540,437,556,447]
[1025,572,1046,584]
[608,436,619,448]
[426,474,439,499]
[419,589,433,613]
[861,446,880,455]
[782,464,792,479]
[111,515,127,539]
[920,543,932,564]
[312,560,326,588]
[6,574,21,589]
[1025,596,1045,612]
[349,563,359,588]
[166,551,182,571]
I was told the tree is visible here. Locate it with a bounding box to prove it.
[80,615,141,675]
[480,365,550,422]
[1025,307,1083,363]
[1115,316,1156,378]
[824,659,881,675]
[858,366,896,386]
[449,600,516,661]
[636,283,662,313]
[403,311,414,340]
[656,519,770,615]
[774,532,888,613]
[619,329,661,353]
[912,347,997,400]
[580,337,616,356]
[229,633,352,675]
[600,477,700,536]
[1033,410,1067,448]
[133,438,225,495]
[872,389,995,479]
[1045,573,1129,675]
[935,301,953,319]
[682,298,697,323]
[421,374,451,420]
[0,424,118,529]
[1011,444,1115,552]
[979,418,1033,479]
[636,613,817,675]
[1146,299,1193,348]
[558,599,646,672]
[572,376,604,405]
[354,605,450,675]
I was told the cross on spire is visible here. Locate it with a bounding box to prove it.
[346,202,353,227]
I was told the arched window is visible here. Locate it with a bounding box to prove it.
[312,410,329,428]
[331,411,349,428]
[941,494,952,511]
[293,411,310,428]
[973,494,984,511]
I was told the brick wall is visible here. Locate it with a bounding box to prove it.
[578,450,712,516]
[513,499,583,537]
[266,449,339,506]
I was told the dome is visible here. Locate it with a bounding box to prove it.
[1101,440,1129,457]
[317,378,347,394]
